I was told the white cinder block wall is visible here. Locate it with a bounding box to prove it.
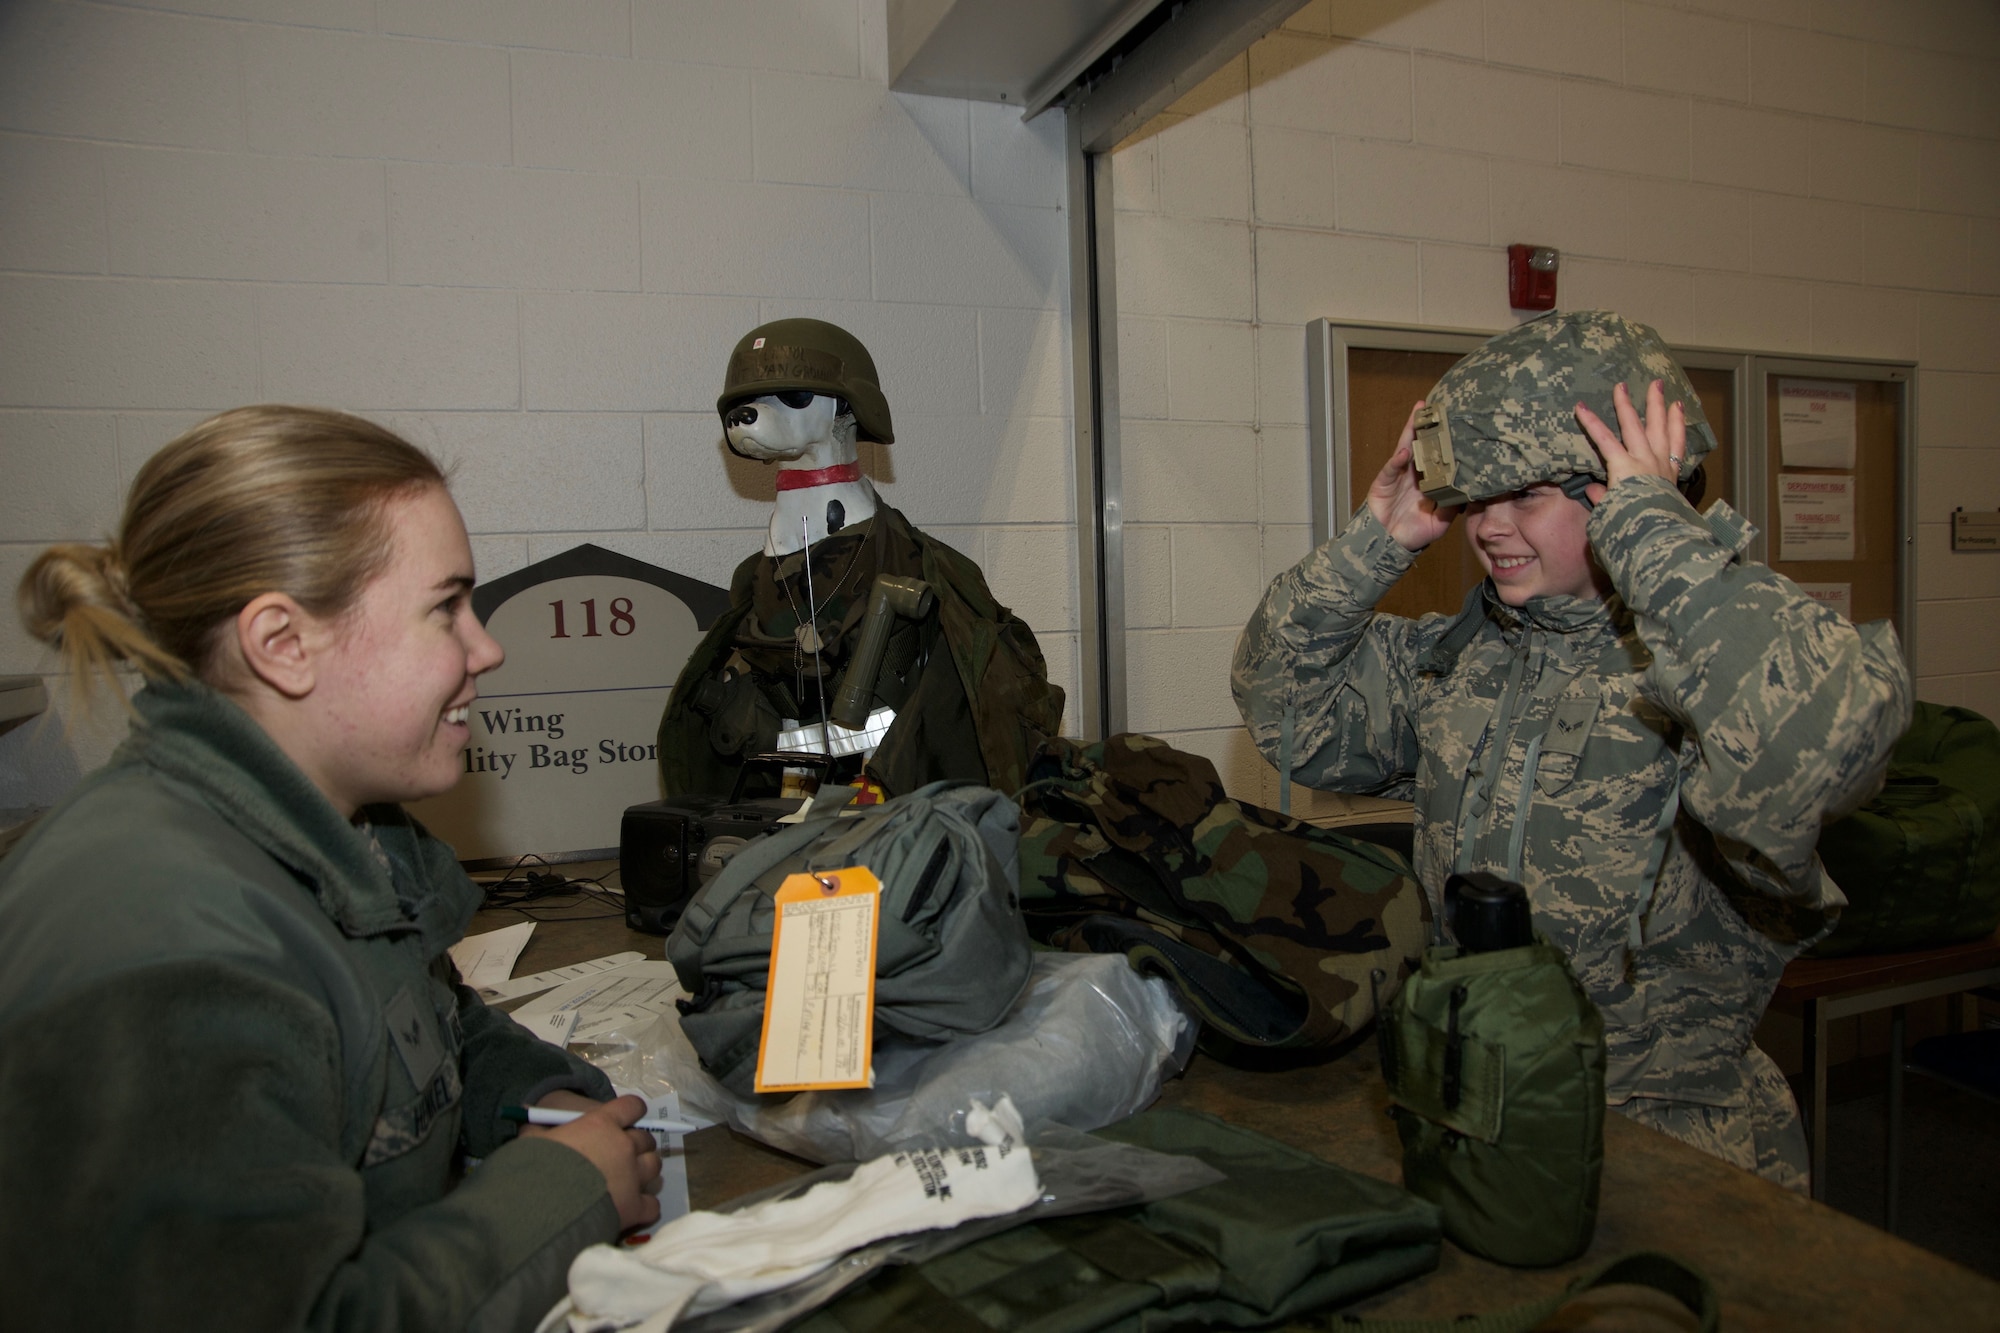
[0,0,1076,807]
[1114,0,2000,810]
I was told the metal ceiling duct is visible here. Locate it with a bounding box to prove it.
[887,0,1163,117]
[888,0,1309,150]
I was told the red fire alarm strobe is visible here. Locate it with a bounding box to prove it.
[1508,244,1559,311]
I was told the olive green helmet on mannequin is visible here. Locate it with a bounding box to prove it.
[1412,310,1717,508]
[717,318,895,445]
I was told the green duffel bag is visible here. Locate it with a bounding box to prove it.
[1381,938,1606,1268]
[1812,701,2000,958]
[667,781,1033,1097]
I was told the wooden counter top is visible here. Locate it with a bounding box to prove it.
[472,894,2000,1332]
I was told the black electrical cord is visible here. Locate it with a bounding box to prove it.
[474,854,627,921]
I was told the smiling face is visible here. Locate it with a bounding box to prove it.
[1462,481,1610,607]
[303,485,503,815]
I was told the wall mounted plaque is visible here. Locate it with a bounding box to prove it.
[410,544,730,864]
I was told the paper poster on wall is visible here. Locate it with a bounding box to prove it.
[1778,379,1857,470]
[409,544,731,863]
[1779,475,1857,561]
[1797,582,1853,620]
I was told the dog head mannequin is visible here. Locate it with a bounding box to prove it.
[724,390,878,556]
[717,318,895,558]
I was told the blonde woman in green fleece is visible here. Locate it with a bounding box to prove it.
[1,407,661,1331]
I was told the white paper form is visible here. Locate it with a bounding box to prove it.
[478,951,647,1004]
[619,1088,693,1236]
[509,960,683,1044]
[1779,380,1857,470]
[1779,474,1857,561]
[448,922,535,991]
[515,1007,580,1047]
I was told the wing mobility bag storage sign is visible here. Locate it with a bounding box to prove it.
[667,781,1033,1097]
[1381,874,1606,1267]
[1812,701,2000,959]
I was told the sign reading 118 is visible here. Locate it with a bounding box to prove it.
[549,597,637,639]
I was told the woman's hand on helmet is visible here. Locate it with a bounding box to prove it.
[1368,401,1464,552]
[1575,379,1684,500]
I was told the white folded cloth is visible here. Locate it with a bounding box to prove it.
[563,1096,1040,1333]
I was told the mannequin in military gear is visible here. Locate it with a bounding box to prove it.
[716,317,886,555]
[1234,310,1912,1192]
[658,317,1064,801]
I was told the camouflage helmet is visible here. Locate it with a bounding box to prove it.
[1412,310,1716,507]
[717,317,895,445]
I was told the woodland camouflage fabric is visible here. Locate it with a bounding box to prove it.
[1016,734,1428,1053]
[658,503,1064,800]
[1233,479,1911,1188]
[1423,310,1718,503]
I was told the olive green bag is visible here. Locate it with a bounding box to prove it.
[1811,701,2000,958]
[1380,940,1606,1268]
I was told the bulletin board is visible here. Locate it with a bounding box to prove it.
[1306,323,1916,657]
[1750,360,1913,644]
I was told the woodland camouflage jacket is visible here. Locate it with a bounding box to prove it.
[1233,475,1912,1115]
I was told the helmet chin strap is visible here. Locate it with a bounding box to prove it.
[1558,473,1597,510]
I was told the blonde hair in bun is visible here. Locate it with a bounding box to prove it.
[18,540,184,702]
[17,405,445,708]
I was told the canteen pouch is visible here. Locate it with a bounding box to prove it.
[1382,940,1605,1267]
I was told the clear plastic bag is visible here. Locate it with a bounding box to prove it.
[646,951,1197,1163]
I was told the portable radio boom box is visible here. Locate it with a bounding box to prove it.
[618,753,831,934]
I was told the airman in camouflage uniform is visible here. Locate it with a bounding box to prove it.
[1233,311,1912,1191]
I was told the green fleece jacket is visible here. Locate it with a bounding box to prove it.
[0,682,619,1331]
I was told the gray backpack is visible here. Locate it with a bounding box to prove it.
[666,781,1033,1097]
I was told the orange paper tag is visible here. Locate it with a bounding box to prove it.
[754,866,881,1093]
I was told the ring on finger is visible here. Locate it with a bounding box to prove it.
[1668,455,1682,470]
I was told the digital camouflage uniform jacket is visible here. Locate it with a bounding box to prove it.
[0,682,618,1330]
[1233,476,1912,1188]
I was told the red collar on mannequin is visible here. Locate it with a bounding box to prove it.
[775,462,863,491]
